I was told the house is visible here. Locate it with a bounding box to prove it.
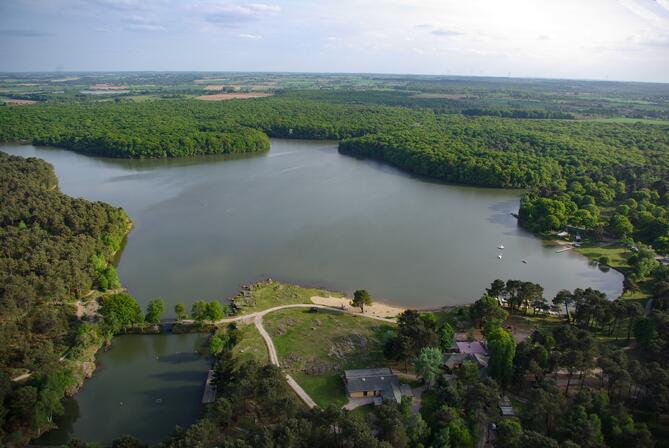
[344,368,403,404]
[499,395,515,417]
[455,341,487,355]
[442,352,489,374]
[442,340,489,375]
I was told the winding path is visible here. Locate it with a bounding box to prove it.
[218,303,395,408]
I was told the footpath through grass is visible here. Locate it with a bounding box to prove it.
[263,308,394,407]
[231,280,342,315]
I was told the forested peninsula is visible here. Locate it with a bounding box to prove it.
[1,97,668,256]
[0,152,131,445]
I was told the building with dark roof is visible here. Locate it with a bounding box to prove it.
[343,368,403,404]
[455,341,487,354]
[442,352,489,374]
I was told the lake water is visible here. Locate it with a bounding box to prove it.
[4,139,624,444]
[3,140,622,311]
[37,333,209,446]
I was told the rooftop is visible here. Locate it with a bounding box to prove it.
[456,341,487,354]
[443,352,489,369]
[344,368,403,403]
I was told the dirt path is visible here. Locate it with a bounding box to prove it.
[11,372,32,382]
[176,303,397,326]
[221,303,394,408]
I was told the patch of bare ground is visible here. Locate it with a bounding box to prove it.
[411,93,471,99]
[90,83,129,90]
[310,295,405,319]
[1,98,37,105]
[195,92,274,101]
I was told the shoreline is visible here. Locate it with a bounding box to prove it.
[310,295,406,319]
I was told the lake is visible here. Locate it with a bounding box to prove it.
[3,139,623,311]
[4,139,624,444]
[37,333,209,446]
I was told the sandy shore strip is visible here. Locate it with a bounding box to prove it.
[310,295,406,319]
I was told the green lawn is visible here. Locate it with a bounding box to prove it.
[232,323,268,364]
[506,313,565,336]
[573,243,631,270]
[232,280,341,315]
[263,308,395,407]
[293,373,348,408]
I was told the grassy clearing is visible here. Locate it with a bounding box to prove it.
[573,243,631,270]
[293,373,348,408]
[232,323,268,364]
[232,280,341,315]
[573,242,653,301]
[263,308,394,407]
[431,306,472,330]
[505,313,564,338]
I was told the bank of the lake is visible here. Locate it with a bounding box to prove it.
[1,137,626,445]
[1,139,623,313]
[37,333,209,446]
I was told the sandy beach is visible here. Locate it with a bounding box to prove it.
[310,295,406,319]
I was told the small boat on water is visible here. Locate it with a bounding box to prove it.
[498,254,503,260]
[522,259,527,264]
[498,244,505,249]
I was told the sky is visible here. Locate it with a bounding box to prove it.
[0,0,668,82]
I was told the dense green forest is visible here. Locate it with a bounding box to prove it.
[63,272,669,448]
[1,96,668,255]
[0,153,131,445]
[2,77,669,445]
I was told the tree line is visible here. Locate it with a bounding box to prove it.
[1,97,667,252]
[0,152,131,445]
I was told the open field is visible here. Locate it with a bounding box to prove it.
[263,308,394,407]
[195,92,273,101]
[573,243,631,270]
[231,280,342,315]
[89,83,129,90]
[0,98,37,105]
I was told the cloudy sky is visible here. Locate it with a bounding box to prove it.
[1,0,668,82]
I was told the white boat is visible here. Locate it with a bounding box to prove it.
[498,254,503,260]
[498,245,504,249]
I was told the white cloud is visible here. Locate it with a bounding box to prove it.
[91,0,155,11]
[618,0,669,26]
[239,33,262,39]
[123,14,165,32]
[191,1,281,25]
[431,28,462,37]
[125,23,165,31]
[658,0,669,13]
